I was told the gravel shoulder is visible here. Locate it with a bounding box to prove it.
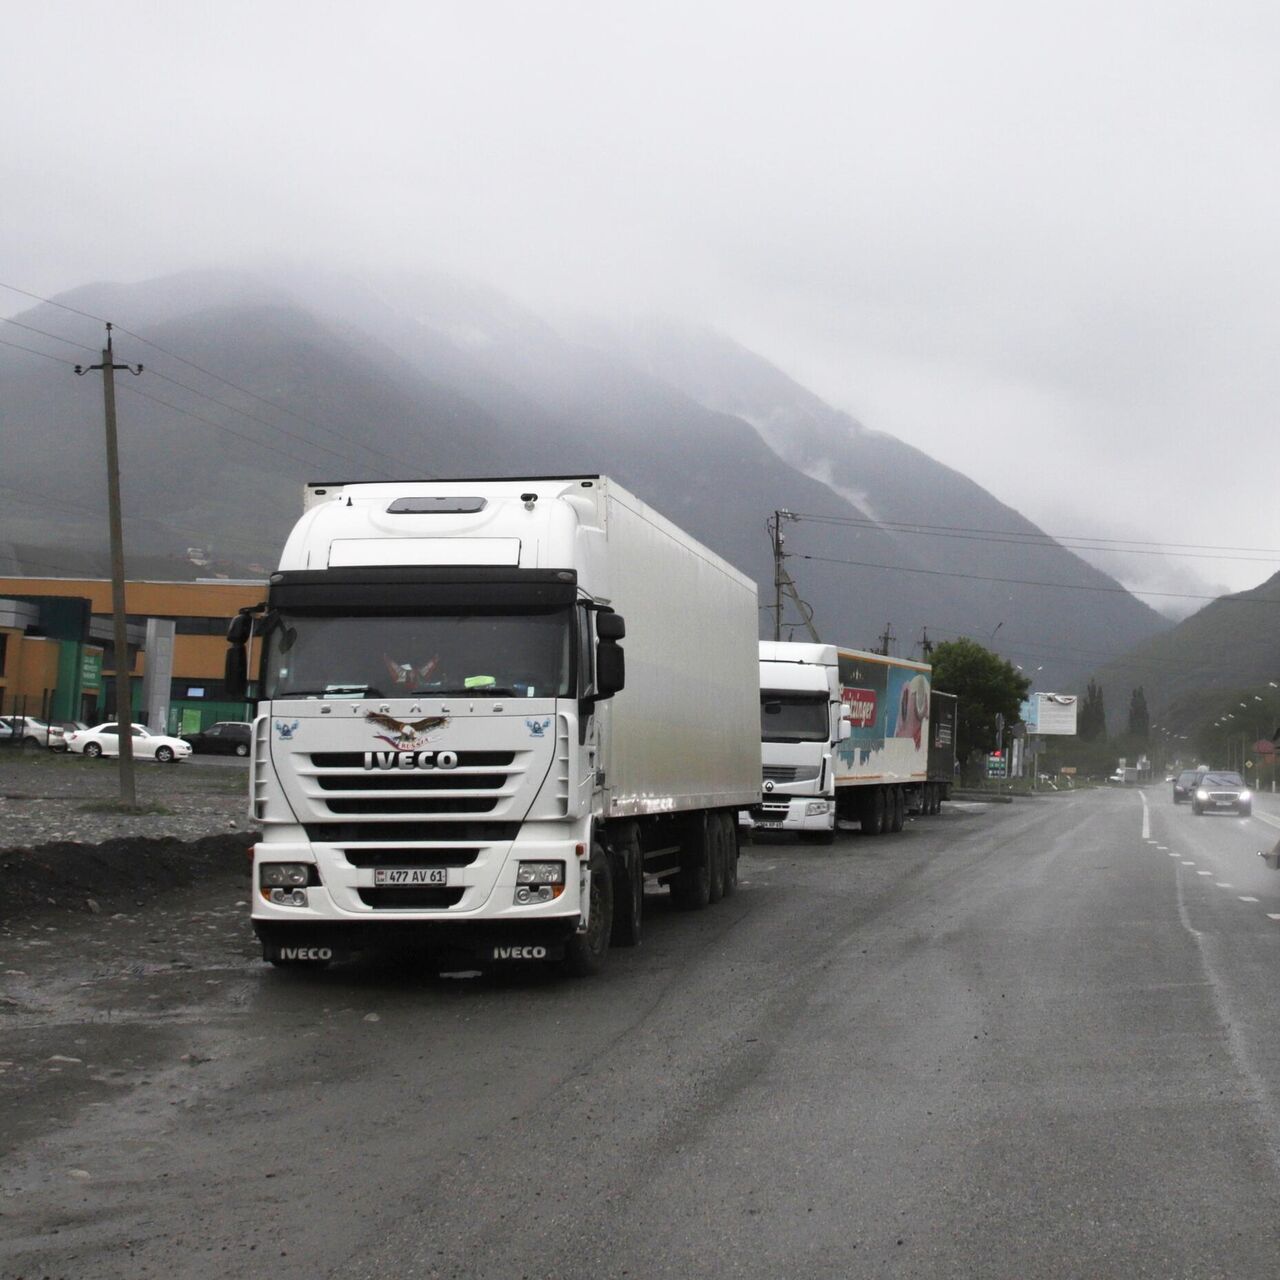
[0,750,258,922]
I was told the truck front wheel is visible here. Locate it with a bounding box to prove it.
[563,844,614,976]
[610,824,643,948]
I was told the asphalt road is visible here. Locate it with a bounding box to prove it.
[5,787,1280,1278]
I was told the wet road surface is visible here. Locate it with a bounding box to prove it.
[4,788,1280,1278]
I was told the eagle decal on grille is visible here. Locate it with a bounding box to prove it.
[364,711,450,750]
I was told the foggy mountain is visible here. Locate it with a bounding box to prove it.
[1086,570,1280,731]
[0,268,1171,692]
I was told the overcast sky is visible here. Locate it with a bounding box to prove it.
[5,1,1278,605]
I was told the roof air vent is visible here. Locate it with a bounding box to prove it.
[387,497,487,514]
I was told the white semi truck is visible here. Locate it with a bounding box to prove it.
[226,476,761,974]
[752,641,952,839]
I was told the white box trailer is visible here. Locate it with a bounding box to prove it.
[751,642,946,838]
[228,476,760,974]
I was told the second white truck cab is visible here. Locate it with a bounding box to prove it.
[755,641,849,843]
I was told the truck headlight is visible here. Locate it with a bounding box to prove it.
[514,861,566,905]
[516,862,565,885]
[261,863,309,888]
[805,800,830,816]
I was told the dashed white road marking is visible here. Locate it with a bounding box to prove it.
[1239,896,1261,903]
[1169,852,1180,858]
[1268,914,1280,922]
[1255,811,1280,832]
[1141,791,1150,839]
[1197,871,1213,876]
[1181,860,1196,866]
[1156,845,1169,850]
[1217,883,1234,889]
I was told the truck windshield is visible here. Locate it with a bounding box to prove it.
[263,610,573,699]
[760,693,829,742]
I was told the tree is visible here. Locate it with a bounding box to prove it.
[930,638,1032,769]
[1079,679,1106,742]
[1127,686,1150,741]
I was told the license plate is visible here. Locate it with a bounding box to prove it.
[756,820,783,829]
[373,867,448,886]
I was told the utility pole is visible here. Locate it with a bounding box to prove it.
[874,623,896,656]
[919,627,933,659]
[769,510,786,642]
[77,325,143,807]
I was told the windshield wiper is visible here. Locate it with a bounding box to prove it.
[275,685,385,699]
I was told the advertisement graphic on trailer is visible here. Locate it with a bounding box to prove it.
[835,652,931,782]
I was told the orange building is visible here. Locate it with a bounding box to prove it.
[0,577,265,731]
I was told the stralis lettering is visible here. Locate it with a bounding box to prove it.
[492,945,548,960]
[362,749,459,771]
[842,687,877,728]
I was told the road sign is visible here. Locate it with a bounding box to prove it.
[987,751,1007,779]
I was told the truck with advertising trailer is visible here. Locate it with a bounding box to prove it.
[225,476,761,975]
[751,642,951,837]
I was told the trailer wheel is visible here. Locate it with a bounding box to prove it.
[863,787,885,836]
[563,843,613,976]
[720,813,739,896]
[889,787,905,833]
[610,824,643,948]
[671,820,712,910]
[708,814,726,904]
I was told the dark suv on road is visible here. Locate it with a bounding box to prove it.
[1191,771,1252,816]
[180,721,252,757]
[1173,768,1206,804]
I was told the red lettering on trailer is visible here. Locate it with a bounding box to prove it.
[842,688,877,727]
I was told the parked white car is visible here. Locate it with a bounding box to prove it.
[0,715,67,750]
[65,722,193,764]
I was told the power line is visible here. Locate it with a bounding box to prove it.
[0,316,98,353]
[800,552,1280,605]
[0,336,79,366]
[116,381,325,471]
[788,510,1280,564]
[0,278,425,477]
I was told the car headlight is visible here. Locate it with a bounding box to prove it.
[1239,790,1252,802]
[1195,789,1208,801]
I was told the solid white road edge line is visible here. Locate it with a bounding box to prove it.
[1141,790,1150,839]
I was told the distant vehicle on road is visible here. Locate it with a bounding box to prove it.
[1191,771,1251,816]
[181,721,251,757]
[0,715,67,750]
[1172,768,1206,803]
[65,722,192,764]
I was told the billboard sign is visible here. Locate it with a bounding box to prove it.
[1034,693,1078,736]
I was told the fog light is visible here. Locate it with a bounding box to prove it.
[514,884,558,906]
[805,800,830,816]
[261,863,309,888]
[268,887,308,907]
[516,861,565,886]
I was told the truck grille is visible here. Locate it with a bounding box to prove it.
[357,887,465,909]
[340,847,480,868]
[763,765,800,783]
[296,749,531,823]
[305,821,520,843]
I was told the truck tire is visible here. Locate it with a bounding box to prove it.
[862,787,885,836]
[720,813,739,896]
[610,824,643,948]
[671,820,712,910]
[889,787,905,833]
[708,814,726,904]
[563,843,614,976]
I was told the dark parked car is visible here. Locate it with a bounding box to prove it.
[1173,768,1206,804]
[181,721,252,757]
[1191,771,1252,816]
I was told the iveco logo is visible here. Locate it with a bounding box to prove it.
[363,749,459,771]
[278,947,332,961]
[493,945,547,960]
[764,779,775,792]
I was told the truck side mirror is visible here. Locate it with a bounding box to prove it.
[227,612,253,645]
[596,611,626,641]
[837,713,852,742]
[595,640,625,699]
[225,644,248,701]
